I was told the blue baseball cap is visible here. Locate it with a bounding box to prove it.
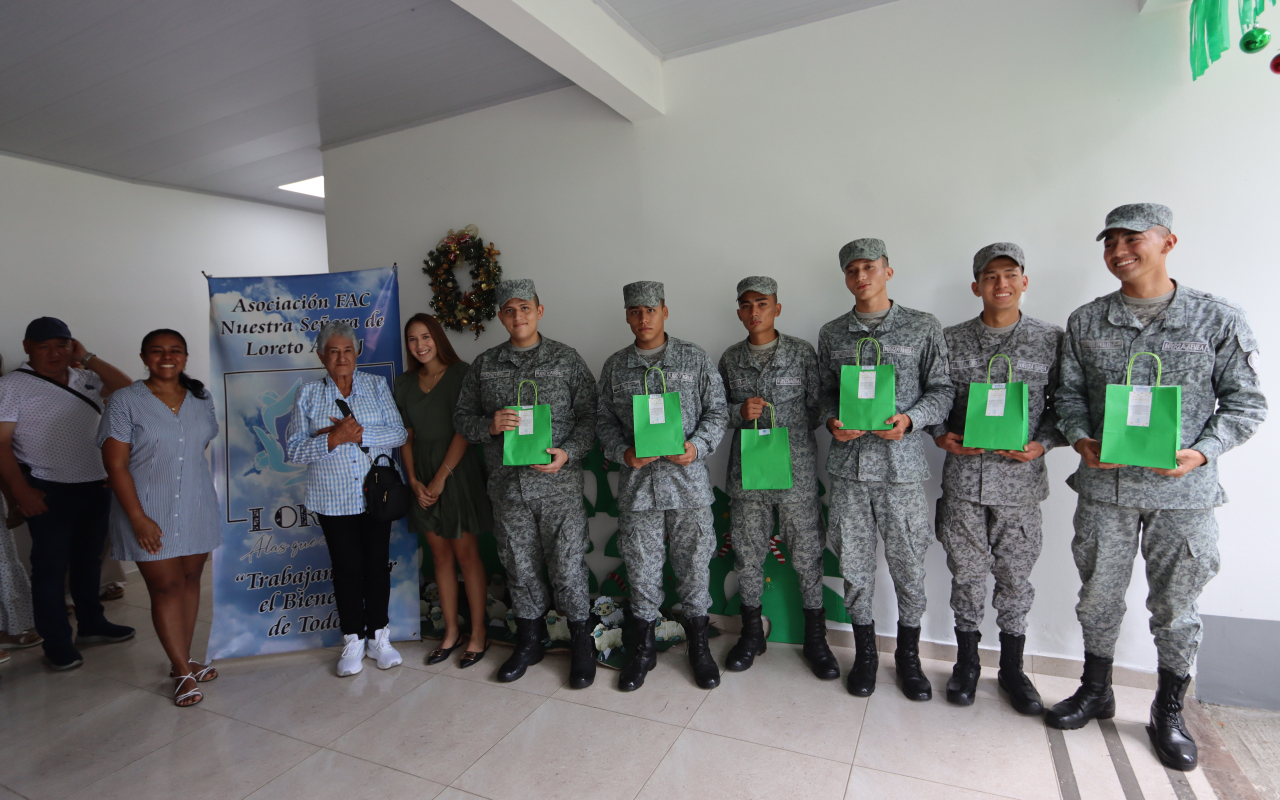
[24,317,73,342]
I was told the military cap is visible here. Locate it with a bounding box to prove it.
[735,276,778,300]
[623,281,664,308]
[839,238,888,271]
[495,279,537,307]
[972,242,1026,277]
[1096,203,1174,241]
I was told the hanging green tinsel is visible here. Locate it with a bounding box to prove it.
[1190,0,1275,79]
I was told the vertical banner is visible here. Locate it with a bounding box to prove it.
[206,266,419,659]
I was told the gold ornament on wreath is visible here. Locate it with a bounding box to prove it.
[422,224,502,338]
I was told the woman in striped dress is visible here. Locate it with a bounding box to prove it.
[99,329,222,707]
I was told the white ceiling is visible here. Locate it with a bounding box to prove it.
[0,0,898,211]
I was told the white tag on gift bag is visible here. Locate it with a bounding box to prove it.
[1127,387,1153,427]
[518,407,534,435]
[985,384,1007,417]
[648,394,665,425]
[857,368,877,399]
[759,428,771,436]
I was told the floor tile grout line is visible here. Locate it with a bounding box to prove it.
[627,717,688,800]
[444,684,555,791]
[852,765,1033,800]
[842,689,874,797]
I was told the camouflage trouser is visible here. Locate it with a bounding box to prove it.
[828,478,931,627]
[493,494,591,621]
[618,507,715,622]
[1072,496,1219,676]
[935,496,1042,635]
[731,496,824,609]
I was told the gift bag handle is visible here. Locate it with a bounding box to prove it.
[643,366,668,395]
[1125,352,1163,387]
[855,337,882,366]
[516,379,538,406]
[751,401,777,430]
[987,354,1013,384]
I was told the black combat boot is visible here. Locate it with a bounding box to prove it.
[946,628,981,706]
[566,618,597,689]
[617,617,656,692]
[1045,653,1116,729]
[686,615,721,689]
[847,623,879,697]
[802,608,840,680]
[497,616,547,682]
[725,605,766,672]
[1147,669,1198,771]
[998,631,1043,715]
[895,623,933,701]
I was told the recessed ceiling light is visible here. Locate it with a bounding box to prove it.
[279,176,324,198]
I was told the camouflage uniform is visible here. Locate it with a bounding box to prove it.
[597,336,728,621]
[1057,284,1266,674]
[453,336,598,621]
[719,333,824,609]
[818,302,954,626]
[927,314,1066,635]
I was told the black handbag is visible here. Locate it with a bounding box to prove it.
[363,454,410,521]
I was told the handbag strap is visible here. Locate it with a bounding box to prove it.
[1125,352,1163,387]
[986,354,1013,385]
[751,401,777,430]
[516,379,538,406]
[15,368,101,414]
[854,338,881,366]
[643,366,668,394]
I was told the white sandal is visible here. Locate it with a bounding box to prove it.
[170,660,218,682]
[173,673,203,707]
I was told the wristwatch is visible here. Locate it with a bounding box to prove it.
[80,352,95,368]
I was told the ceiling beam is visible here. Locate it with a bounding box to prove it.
[449,0,664,121]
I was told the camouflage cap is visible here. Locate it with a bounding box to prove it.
[735,275,778,300]
[623,280,664,308]
[495,279,537,307]
[1096,203,1174,241]
[972,242,1026,277]
[839,238,887,271]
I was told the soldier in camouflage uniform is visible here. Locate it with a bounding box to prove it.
[453,279,599,689]
[818,238,954,701]
[926,243,1066,713]
[718,276,839,680]
[1044,205,1266,774]
[596,280,729,692]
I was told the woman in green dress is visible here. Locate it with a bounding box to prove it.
[395,313,494,667]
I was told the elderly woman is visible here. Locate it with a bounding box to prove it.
[286,321,407,678]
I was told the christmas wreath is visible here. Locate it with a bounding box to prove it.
[422,224,502,337]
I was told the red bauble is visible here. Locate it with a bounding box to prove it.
[1272,52,1280,74]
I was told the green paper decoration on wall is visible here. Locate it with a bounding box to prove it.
[1191,0,1275,79]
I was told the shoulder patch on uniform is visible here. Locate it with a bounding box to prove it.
[1248,351,1260,372]
[775,376,802,386]
[481,370,512,379]
[1016,360,1050,374]
[534,368,567,377]
[882,344,915,356]
[1082,340,1123,350]
[1161,341,1210,353]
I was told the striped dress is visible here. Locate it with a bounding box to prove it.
[96,381,222,561]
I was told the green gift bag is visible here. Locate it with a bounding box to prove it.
[1100,352,1181,470]
[503,379,553,466]
[838,338,895,431]
[741,402,793,490]
[632,367,685,458]
[962,354,1030,451]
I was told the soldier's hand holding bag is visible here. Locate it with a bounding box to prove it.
[632,366,685,457]
[1099,352,1181,470]
[740,401,792,490]
[502,379,553,466]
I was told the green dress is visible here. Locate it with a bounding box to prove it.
[393,362,493,538]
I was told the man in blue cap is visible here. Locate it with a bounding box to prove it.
[0,317,134,670]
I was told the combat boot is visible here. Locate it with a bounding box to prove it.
[618,617,656,692]
[895,623,933,701]
[946,628,981,706]
[847,623,878,697]
[1147,669,1198,771]
[998,631,1043,715]
[686,615,721,689]
[802,608,840,680]
[566,618,597,689]
[725,605,766,672]
[496,617,546,683]
[1045,652,1115,729]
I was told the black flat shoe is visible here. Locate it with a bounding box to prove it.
[426,635,468,665]
[459,641,491,669]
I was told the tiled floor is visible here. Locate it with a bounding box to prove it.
[0,580,1238,800]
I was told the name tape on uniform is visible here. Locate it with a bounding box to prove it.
[481,370,513,379]
[882,345,915,356]
[776,377,802,386]
[1162,341,1210,353]
[1016,360,1050,374]
[518,407,534,435]
[1127,386,1153,427]
[1082,340,1124,351]
[534,368,567,377]
[986,384,1007,417]
[858,367,877,399]
[648,394,665,425]
[954,357,985,370]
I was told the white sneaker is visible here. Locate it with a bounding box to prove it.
[337,634,365,677]
[366,627,402,670]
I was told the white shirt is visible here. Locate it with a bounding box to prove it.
[0,363,108,483]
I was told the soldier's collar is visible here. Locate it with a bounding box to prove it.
[734,334,788,369]
[625,334,671,368]
[1105,282,1185,330]
[846,301,898,333]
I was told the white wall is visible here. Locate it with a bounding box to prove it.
[0,153,329,384]
[322,0,1279,672]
